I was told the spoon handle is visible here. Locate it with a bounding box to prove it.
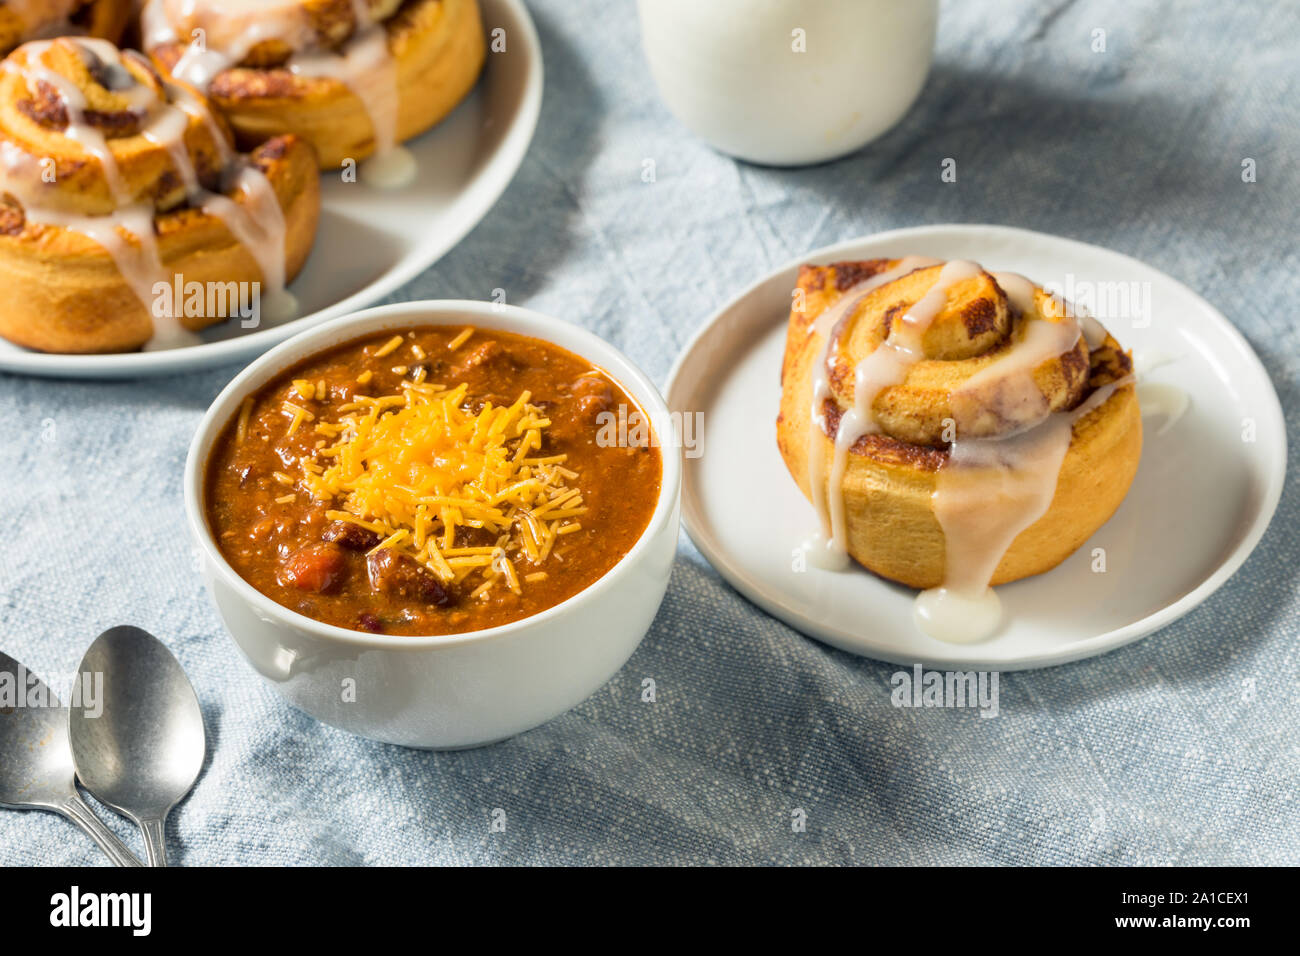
[57,794,144,867]
[138,817,168,867]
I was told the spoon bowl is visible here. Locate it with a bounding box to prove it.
[0,653,68,807]
[0,651,142,866]
[68,626,206,866]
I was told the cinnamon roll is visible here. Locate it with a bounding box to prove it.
[141,0,486,181]
[777,258,1142,642]
[0,1,130,55]
[0,37,319,353]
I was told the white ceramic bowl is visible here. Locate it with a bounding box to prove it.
[184,301,681,749]
[638,0,938,166]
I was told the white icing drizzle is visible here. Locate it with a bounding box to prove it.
[824,259,982,560]
[1131,350,1178,378]
[139,0,174,49]
[1135,382,1188,437]
[949,272,1083,437]
[998,270,1107,351]
[1130,351,1188,436]
[913,586,1002,645]
[919,410,1075,643]
[9,41,143,204]
[800,258,1133,644]
[804,255,941,568]
[918,376,1132,643]
[168,80,298,321]
[1080,313,1107,350]
[144,0,412,186]
[290,1,397,150]
[358,139,416,188]
[0,39,294,347]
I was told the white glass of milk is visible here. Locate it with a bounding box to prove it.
[638,0,939,166]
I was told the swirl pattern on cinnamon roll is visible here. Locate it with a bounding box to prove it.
[0,1,130,55]
[0,37,320,352]
[142,0,486,178]
[777,258,1141,641]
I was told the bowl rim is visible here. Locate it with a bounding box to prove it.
[184,299,682,651]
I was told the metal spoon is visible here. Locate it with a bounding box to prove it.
[0,651,143,866]
[68,626,206,867]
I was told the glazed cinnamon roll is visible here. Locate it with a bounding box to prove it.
[141,0,486,179]
[777,258,1142,642]
[0,1,130,55]
[0,37,320,353]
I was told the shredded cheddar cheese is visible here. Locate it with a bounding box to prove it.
[236,397,254,443]
[374,335,404,358]
[301,379,588,598]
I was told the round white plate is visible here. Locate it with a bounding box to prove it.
[0,0,542,379]
[665,224,1287,669]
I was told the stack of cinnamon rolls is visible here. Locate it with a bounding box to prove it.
[0,0,485,353]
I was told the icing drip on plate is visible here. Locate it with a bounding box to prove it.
[1135,382,1188,436]
[1130,348,1189,436]
[919,375,1132,642]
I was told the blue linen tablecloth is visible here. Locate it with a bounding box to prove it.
[1,0,1296,866]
